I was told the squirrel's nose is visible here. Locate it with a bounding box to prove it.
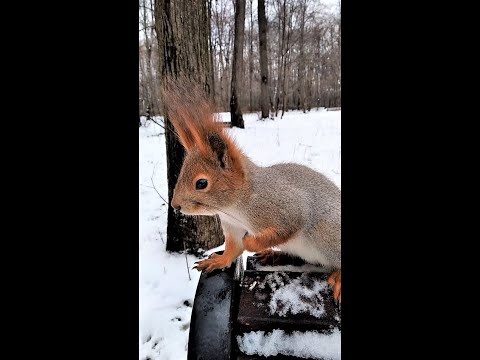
[171,198,181,211]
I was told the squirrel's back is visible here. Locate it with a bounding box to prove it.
[241,160,341,268]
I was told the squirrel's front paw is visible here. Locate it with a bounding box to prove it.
[254,249,292,266]
[195,254,232,273]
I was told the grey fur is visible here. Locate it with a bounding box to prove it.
[237,158,341,269]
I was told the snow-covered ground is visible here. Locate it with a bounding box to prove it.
[139,109,341,360]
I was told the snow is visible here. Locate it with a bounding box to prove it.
[139,119,204,360]
[253,263,330,273]
[256,272,328,318]
[216,110,341,189]
[237,328,341,360]
[139,109,340,359]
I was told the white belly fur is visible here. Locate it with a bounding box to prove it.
[278,233,330,267]
[219,213,330,267]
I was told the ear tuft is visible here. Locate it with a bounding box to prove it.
[208,133,227,168]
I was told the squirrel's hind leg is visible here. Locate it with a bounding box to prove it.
[254,249,301,266]
[327,270,341,304]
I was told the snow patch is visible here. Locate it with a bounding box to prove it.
[256,272,328,318]
[254,263,330,273]
[237,328,341,359]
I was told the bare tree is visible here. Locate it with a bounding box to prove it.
[207,0,216,104]
[248,0,254,112]
[211,1,235,110]
[143,0,341,117]
[230,0,246,128]
[297,0,307,112]
[139,0,157,116]
[154,0,224,253]
[273,0,285,117]
[258,0,270,119]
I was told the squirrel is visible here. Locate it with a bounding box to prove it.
[163,83,341,303]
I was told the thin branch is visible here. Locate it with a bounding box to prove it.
[139,25,155,32]
[146,117,165,129]
[139,4,154,12]
[140,184,167,197]
[145,117,184,147]
[184,241,192,281]
[150,163,168,204]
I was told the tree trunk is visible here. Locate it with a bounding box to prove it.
[154,0,224,253]
[207,0,216,105]
[213,2,226,109]
[275,0,286,117]
[297,0,306,113]
[248,0,254,112]
[230,0,246,128]
[258,0,269,119]
[280,1,291,118]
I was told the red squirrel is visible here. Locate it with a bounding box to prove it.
[164,84,341,303]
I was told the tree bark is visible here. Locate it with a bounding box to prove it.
[297,0,306,113]
[274,0,286,117]
[207,0,216,105]
[248,0,254,112]
[280,1,291,118]
[230,0,246,128]
[154,0,224,253]
[258,0,270,119]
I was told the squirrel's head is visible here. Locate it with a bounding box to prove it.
[162,82,247,216]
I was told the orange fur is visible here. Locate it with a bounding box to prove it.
[242,227,293,253]
[161,79,246,186]
[327,270,341,303]
[196,234,243,272]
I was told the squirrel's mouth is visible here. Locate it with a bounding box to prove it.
[181,208,215,216]
[179,201,216,216]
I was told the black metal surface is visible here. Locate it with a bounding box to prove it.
[187,252,239,360]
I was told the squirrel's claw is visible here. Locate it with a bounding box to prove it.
[195,255,230,273]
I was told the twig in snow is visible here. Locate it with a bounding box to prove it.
[183,241,192,281]
[150,163,168,204]
[140,183,155,189]
[148,117,165,129]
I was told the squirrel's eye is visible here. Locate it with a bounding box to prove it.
[196,179,208,190]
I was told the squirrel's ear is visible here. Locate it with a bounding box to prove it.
[166,107,197,152]
[208,133,228,169]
